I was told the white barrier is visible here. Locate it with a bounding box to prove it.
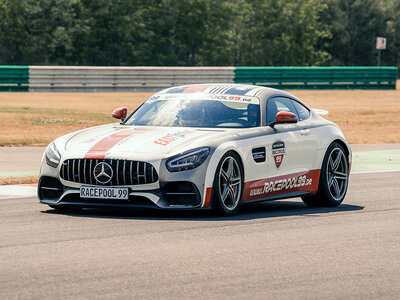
[29,66,235,92]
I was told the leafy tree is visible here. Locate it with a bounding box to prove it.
[322,0,387,66]
[75,0,143,65]
[384,0,400,68]
[234,0,330,66]
[0,0,31,65]
[0,0,399,68]
[132,0,238,66]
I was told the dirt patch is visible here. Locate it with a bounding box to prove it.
[0,88,399,145]
[292,89,400,143]
[0,176,39,185]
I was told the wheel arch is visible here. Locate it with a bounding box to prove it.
[224,149,245,171]
[330,138,352,168]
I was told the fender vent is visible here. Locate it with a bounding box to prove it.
[252,147,266,163]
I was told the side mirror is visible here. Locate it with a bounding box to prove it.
[270,111,298,128]
[112,107,128,121]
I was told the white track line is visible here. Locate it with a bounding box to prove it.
[0,184,37,198]
[351,169,400,175]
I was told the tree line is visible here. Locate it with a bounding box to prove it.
[0,0,399,68]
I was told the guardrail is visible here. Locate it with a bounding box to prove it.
[0,66,397,91]
[234,66,398,89]
[0,66,29,91]
[29,66,235,92]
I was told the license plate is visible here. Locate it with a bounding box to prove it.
[80,186,129,200]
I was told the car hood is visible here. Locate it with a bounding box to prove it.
[64,124,228,157]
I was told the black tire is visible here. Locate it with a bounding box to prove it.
[212,152,244,216]
[302,142,349,207]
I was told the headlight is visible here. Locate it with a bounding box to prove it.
[166,147,210,172]
[45,142,61,168]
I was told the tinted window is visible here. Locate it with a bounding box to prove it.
[266,97,298,125]
[292,100,310,121]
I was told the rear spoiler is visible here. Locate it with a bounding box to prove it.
[312,109,329,115]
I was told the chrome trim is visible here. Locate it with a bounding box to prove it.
[136,161,140,184]
[67,160,70,181]
[83,159,87,184]
[123,160,127,185]
[89,159,93,185]
[41,187,62,191]
[78,159,81,183]
[72,160,75,182]
[116,160,120,185]
[130,161,133,185]
[143,163,147,184]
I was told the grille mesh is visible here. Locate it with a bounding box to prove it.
[60,159,158,186]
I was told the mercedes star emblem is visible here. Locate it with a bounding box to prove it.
[93,162,113,184]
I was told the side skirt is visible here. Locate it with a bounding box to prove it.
[241,191,312,205]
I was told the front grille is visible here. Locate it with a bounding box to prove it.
[60,159,158,186]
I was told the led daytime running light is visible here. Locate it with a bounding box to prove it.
[45,142,61,168]
[166,147,210,172]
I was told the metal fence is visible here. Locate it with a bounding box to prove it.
[0,66,397,91]
[235,66,398,89]
[0,66,29,91]
[29,66,235,92]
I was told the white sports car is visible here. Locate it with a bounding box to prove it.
[38,84,351,216]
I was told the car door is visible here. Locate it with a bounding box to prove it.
[265,97,319,181]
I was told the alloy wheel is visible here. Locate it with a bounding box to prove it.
[218,156,242,211]
[326,148,348,201]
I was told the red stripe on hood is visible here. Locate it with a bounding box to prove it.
[84,128,143,159]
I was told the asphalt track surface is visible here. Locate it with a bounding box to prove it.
[1,171,399,299]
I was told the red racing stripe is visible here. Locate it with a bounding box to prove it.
[84,128,143,159]
[242,169,321,202]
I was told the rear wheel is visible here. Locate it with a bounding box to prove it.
[302,142,349,207]
[212,152,244,216]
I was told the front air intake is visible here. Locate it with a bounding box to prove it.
[39,176,64,200]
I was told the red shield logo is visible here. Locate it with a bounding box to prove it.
[274,154,283,168]
[272,141,285,168]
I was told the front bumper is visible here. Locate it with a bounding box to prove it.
[38,176,207,210]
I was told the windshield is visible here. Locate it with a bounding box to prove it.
[124,98,260,128]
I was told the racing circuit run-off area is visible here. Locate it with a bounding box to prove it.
[1,83,400,298]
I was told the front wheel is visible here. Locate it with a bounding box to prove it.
[302,142,349,207]
[212,152,244,216]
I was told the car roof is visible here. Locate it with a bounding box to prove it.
[157,83,271,97]
[155,83,305,106]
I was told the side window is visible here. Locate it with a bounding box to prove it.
[292,100,310,121]
[266,97,298,125]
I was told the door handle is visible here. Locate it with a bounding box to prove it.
[300,129,310,136]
